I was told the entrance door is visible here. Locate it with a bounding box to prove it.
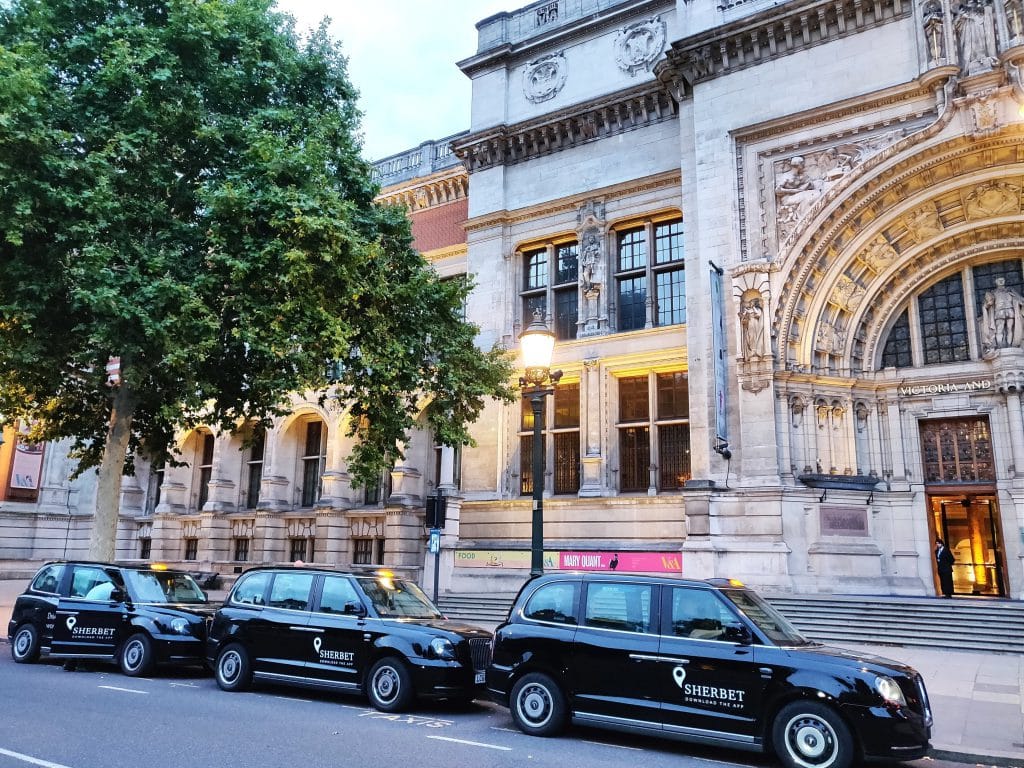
[930,494,1007,597]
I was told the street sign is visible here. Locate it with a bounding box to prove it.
[428,528,441,554]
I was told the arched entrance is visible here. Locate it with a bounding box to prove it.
[920,417,1007,597]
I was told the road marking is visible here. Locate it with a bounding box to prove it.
[490,727,521,733]
[97,685,147,694]
[426,736,511,751]
[0,747,74,768]
[271,695,313,703]
[168,682,200,689]
[581,739,643,751]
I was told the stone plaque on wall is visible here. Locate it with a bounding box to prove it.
[820,505,868,536]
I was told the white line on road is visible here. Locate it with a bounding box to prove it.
[426,736,512,751]
[0,747,74,768]
[271,695,313,703]
[581,739,643,751]
[489,727,521,733]
[168,682,200,688]
[97,685,148,694]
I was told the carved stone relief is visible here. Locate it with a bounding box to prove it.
[966,90,1000,136]
[577,200,608,336]
[830,276,866,312]
[816,320,845,354]
[860,235,899,272]
[523,52,568,104]
[772,133,904,243]
[963,181,1022,219]
[615,17,667,76]
[903,203,944,243]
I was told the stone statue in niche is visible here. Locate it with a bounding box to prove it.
[922,2,946,63]
[954,0,998,74]
[738,294,765,359]
[580,232,602,293]
[980,277,1024,353]
[1007,0,1024,40]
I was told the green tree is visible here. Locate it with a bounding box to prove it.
[0,0,513,560]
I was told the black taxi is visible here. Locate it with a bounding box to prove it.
[206,566,492,712]
[8,560,213,676]
[487,573,932,768]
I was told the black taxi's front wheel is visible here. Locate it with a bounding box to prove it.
[11,623,41,663]
[772,701,854,768]
[367,657,414,712]
[215,643,252,692]
[119,633,155,677]
[509,672,568,737]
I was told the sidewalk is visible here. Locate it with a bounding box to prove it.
[1,575,1021,766]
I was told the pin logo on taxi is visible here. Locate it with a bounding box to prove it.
[66,617,76,630]
[673,666,686,687]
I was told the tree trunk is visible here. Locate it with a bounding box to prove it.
[88,383,137,561]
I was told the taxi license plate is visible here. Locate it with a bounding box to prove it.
[475,671,486,684]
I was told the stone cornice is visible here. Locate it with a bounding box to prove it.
[375,167,468,213]
[452,82,677,173]
[660,0,911,91]
[464,169,681,233]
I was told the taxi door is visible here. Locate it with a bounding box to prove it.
[655,585,767,740]
[569,581,663,725]
[303,574,366,690]
[51,565,126,658]
[248,571,316,679]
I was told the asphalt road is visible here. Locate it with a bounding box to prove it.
[0,650,963,768]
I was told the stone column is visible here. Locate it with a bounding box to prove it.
[886,400,909,486]
[203,432,237,513]
[579,357,603,496]
[1002,388,1024,476]
[790,397,808,474]
[777,392,793,481]
[319,411,353,507]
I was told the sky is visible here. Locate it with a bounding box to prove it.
[274,1,515,162]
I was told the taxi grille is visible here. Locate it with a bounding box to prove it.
[468,638,491,672]
[898,673,931,718]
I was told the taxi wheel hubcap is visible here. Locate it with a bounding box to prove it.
[14,630,31,656]
[124,640,143,668]
[220,652,240,682]
[787,715,836,765]
[374,668,399,701]
[519,684,552,726]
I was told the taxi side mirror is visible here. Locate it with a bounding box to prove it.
[109,588,127,603]
[724,624,753,644]
[343,601,367,617]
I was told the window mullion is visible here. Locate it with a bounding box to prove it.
[644,221,655,329]
[647,373,657,492]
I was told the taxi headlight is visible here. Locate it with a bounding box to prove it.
[169,617,191,635]
[428,637,456,660]
[875,675,906,707]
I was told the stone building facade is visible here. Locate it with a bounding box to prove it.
[4,0,1024,600]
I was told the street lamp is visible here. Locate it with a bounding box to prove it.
[519,310,562,577]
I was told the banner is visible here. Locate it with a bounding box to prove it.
[454,549,682,574]
[9,423,44,491]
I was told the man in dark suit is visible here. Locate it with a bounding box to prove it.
[935,538,955,598]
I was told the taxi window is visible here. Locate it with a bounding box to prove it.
[523,582,578,625]
[31,564,65,594]
[70,566,118,600]
[318,576,361,614]
[667,587,737,641]
[584,582,653,633]
[268,572,314,611]
[232,572,271,606]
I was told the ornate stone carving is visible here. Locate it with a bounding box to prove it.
[523,52,568,104]
[967,90,1000,136]
[830,276,865,311]
[922,2,947,65]
[860,235,899,272]
[816,321,845,354]
[581,232,602,293]
[577,200,608,336]
[615,17,667,76]
[902,203,943,243]
[773,137,902,242]
[963,181,1021,219]
[738,291,766,359]
[980,277,1024,355]
[954,0,997,75]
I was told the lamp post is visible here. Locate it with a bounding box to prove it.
[519,310,562,577]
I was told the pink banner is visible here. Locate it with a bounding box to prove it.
[558,551,681,574]
[454,549,681,574]
[10,425,44,491]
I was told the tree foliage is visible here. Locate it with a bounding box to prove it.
[0,0,513,556]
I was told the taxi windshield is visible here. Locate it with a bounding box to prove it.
[357,576,442,619]
[720,587,811,646]
[125,570,206,604]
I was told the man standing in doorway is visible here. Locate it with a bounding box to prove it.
[935,538,955,598]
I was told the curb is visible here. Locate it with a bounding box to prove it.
[931,747,1024,767]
